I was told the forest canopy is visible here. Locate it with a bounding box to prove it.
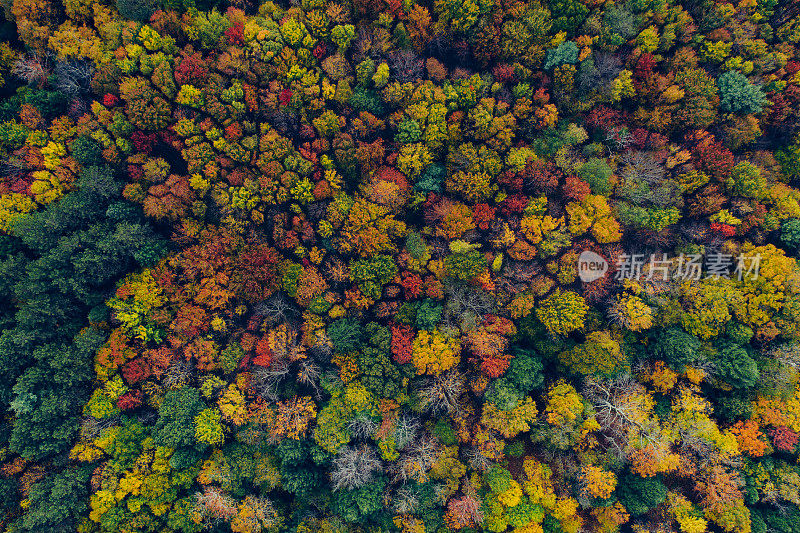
[1,0,800,532]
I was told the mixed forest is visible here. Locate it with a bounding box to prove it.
[1,0,800,531]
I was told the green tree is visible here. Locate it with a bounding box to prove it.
[444,249,487,281]
[714,342,760,389]
[349,255,398,299]
[726,161,766,199]
[650,328,701,370]
[12,464,92,532]
[358,323,411,398]
[718,70,769,115]
[153,387,206,449]
[415,299,443,330]
[548,0,589,34]
[780,219,800,250]
[328,318,365,352]
[505,347,544,393]
[616,472,667,516]
[577,158,613,196]
[544,41,579,70]
[116,0,157,20]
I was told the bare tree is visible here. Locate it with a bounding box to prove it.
[163,359,194,388]
[618,150,680,209]
[0,156,29,180]
[393,415,421,450]
[196,486,237,521]
[463,446,493,472]
[80,416,119,440]
[54,60,94,95]
[577,51,621,94]
[769,343,800,370]
[250,358,292,401]
[330,444,382,491]
[348,414,379,441]
[389,50,424,83]
[391,486,419,514]
[12,55,49,87]
[444,281,496,331]
[254,293,299,326]
[393,434,440,484]
[583,375,660,460]
[416,369,466,415]
[296,358,322,397]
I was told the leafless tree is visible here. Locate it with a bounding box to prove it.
[0,156,29,180]
[296,358,322,397]
[80,416,118,440]
[618,150,681,208]
[348,414,379,441]
[769,343,800,370]
[463,446,493,472]
[679,220,712,243]
[389,50,424,83]
[330,444,382,491]
[391,486,419,514]
[392,434,440,484]
[577,51,621,94]
[12,55,49,87]
[604,126,634,153]
[393,415,421,450]
[163,359,194,388]
[254,293,299,326]
[416,369,466,415]
[196,486,237,521]
[250,358,292,401]
[443,282,495,330]
[54,60,94,95]
[583,375,659,460]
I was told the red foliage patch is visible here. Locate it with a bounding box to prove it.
[391,324,414,365]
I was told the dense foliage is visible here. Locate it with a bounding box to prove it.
[1,0,800,532]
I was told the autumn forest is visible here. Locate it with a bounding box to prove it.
[0,0,800,532]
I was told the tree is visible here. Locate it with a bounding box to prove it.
[780,219,800,250]
[566,195,622,243]
[536,290,588,336]
[726,161,767,199]
[13,465,93,532]
[714,343,759,389]
[195,407,225,447]
[650,328,701,370]
[577,158,614,196]
[548,0,589,34]
[412,330,460,376]
[616,472,667,516]
[330,444,382,490]
[328,318,365,353]
[444,248,487,282]
[153,386,206,449]
[579,465,617,500]
[559,330,628,377]
[349,254,399,300]
[544,41,579,70]
[116,0,157,21]
[504,347,544,393]
[718,71,769,115]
